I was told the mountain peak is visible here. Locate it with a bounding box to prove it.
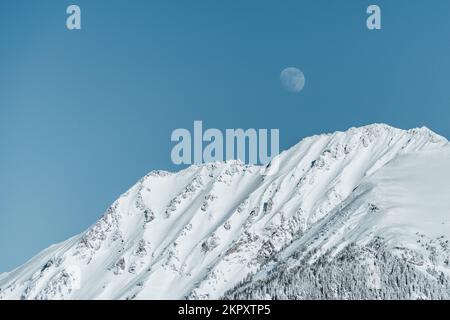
[335,123,445,141]
[1,124,449,300]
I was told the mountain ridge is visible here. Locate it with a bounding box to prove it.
[1,123,449,300]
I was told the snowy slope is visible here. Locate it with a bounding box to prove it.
[225,146,450,299]
[1,124,449,300]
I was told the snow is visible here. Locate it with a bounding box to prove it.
[1,124,449,300]
[369,147,450,235]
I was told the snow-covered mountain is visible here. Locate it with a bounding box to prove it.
[1,124,450,300]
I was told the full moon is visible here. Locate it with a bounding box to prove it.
[280,67,305,93]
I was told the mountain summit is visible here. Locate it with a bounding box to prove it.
[1,124,449,300]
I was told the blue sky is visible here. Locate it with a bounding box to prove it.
[1,0,450,272]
